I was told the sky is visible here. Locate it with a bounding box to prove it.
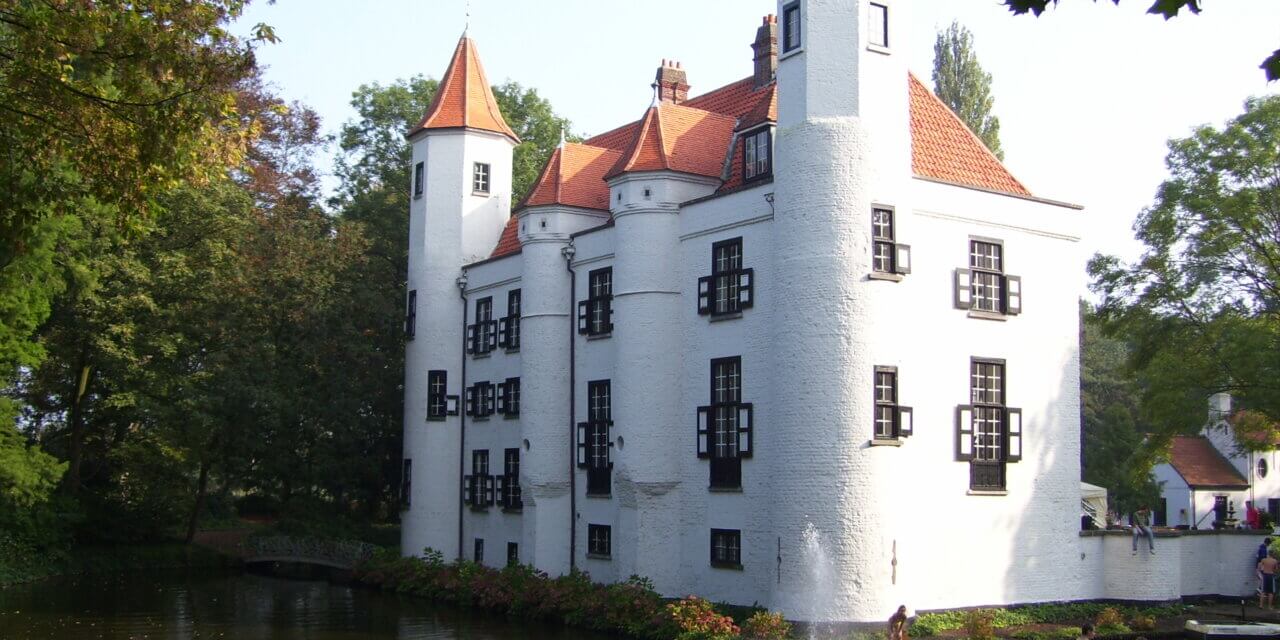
[235,0,1280,264]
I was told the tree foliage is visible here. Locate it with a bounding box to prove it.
[1002,0,1280,81]
[932,21,1004,160]
[1090,95,1280,451]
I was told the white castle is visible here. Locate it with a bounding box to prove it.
[399,0,1262,623]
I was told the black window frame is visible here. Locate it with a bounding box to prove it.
[868,2,889,48]
[710,528,742,569]
[782,1,801,53]
[698,238,754,317]
[473,162,491,194]
[413,161,425,199]
[467,297,497,356]
[474,538,484,563]
[499,289,521,351]
[587,524,612,558]
[743,127,772,182]
[873,366,913,441]
[578,268,614,337]
[405,289,417,339]
[955,357,1021,492]
[466,380,496,419]
[400,458,412,509]
[464,449,494,509]
[697,357,753,490]
[497,377,520,418]
[578,379,613,497]
[427,370,455,420]
[507,542,519,566]
[499,447,522,510]
[954,238,1020,316]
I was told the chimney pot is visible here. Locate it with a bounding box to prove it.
[653,59,690,104]
[751,14,778,88]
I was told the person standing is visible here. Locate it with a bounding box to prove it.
[1259,538,1273,563]
[1132,505,1155,555]
[888,605,909,640]
[1249,501,1261,529]
[1259,552,1279,609]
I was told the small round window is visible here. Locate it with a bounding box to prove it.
[1260,458,1269,479]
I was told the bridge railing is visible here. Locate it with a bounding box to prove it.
[244,536,378,569]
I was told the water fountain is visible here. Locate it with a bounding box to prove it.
[799,521,840,639]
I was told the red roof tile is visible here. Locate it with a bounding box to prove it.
[737,83,777,131]
[490,216,521,258]
[409,36,519,143]
[1168,436,1250,489]
[908,73,1029,196]
[518,143,623,211]
[604,102,737,180]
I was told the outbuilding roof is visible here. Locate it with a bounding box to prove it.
[1167,436,1250,490]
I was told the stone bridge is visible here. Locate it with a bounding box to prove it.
[243,535,378,570]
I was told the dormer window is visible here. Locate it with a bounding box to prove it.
[473,162,490,194]
[413,162,425,199]
[782,1,801,53]
[743,129,771,181]
[868,3,889,48]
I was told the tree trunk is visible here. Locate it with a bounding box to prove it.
[65,360,93,494]
[185,459,211,544]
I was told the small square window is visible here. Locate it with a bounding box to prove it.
[710,528,742,568]
[587,524,611,558]
[782,2,801,53]
[868,3,889,48]
[413,162,425,198]
[473,162,491,194]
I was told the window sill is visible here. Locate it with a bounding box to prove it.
[585,333,612,341]
[505,347,520,354]
[413,194,423,201]
[868,438,903,447]
[967,489,1009,497]
[472,190,491,197]
[868,272,903,283]
[586,492,612,499]
[586,553,612,561]
[708,486,743,493]
[471,352,493,359]
[502,413,519,420]
[743,173,772,184]
[779,47,803,62]
[469,505,491,512]
[502,507,523,514]
[709,311,743,323]
[470,416,491,422]
[866,43,891,56]
[425,416,447,422]
[967,310,1008,322]
[710,562,744,571]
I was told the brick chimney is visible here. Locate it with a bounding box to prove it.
[653,59,689,104]
[752,14,777,88]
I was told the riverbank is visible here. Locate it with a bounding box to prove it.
[0,534,238,587]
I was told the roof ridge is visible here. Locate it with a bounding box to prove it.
[908,72,1027,194]
[654,103,670,167]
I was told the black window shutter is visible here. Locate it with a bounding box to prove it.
[898,406,913,437]
[738,268,754,309]
[498,317,509,348]
[494,475,506,507]
[465,386,476,416]
[483,475,495,505]
[603,298,614,333]
[954,268,972,309]
[607,421,615,468]
[577,300,589,333]
[576,422,589,468]
[1004,275,1022,315]
[696,406,711,458]
[1006,407,1023,462]
[463,475,473,504]
[496,382,508,415]
[482,383,495,416]
[893,244,912,275]
[737,403,754,458]
[466,324,477,353]
[956,405,974,461]
[697,276,713,315]
[447,394,460,416]
[486,320,498,351]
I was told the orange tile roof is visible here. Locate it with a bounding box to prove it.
[490,216,521,258]
[604,102,737,180]
[908,73,1028,196]
[737,83,777,131]
[519,143,623,211]
[409,36,519,143]
[1168,436,1250,489]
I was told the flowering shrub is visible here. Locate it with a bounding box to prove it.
[964,609,996,640]
[352,550,787,639]
[741,611,792,640]
[667,596,741,640]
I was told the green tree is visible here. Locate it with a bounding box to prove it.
[1090,95,1280,448]
[1002,1,1280,81]
[932,21,1003,160]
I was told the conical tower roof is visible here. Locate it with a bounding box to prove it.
[409,35,520,143]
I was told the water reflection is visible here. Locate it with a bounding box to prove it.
[0,570,603,640]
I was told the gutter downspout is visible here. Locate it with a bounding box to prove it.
[457,271,469,561]
[563,243,577,571]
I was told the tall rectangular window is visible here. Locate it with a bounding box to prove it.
[405,290,417,339]
[971,360,1005,490]
[698,239,753,317]
[697,357,753,490]
[868,3,889,48]
[468,297,496,355]
[579,380,613,496]
[473,162,490,194]
[498,377,520,417]
[710,529,742,568]
[874,367,897,439]
[578,268,613,336]
[465,449,493,508]
[743,128,771,180]
[427,370,448,420]
[500,447,522,510]
[970,240,1004,313]
[500,289,521,350]
[474,538,484,563]
[782,1,801,52]
[413,161,425,198]
[400,459,412,509]
[587,524,611,558]
[872,208,894,273]
[507,542,519,566]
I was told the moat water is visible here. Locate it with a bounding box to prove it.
[0,570,603,639]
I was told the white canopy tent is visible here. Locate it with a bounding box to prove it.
[1081,482,1108,528]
